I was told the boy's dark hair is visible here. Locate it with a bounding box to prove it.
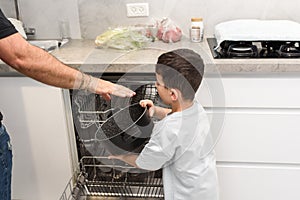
[156,49,204,100]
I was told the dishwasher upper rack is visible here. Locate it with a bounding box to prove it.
[59,156,164,200]
[72,84,159,130]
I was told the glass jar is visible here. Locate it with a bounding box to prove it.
[190,18,204,42]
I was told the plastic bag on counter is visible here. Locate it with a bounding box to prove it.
[95,27,152,50]
[156,18,182,43]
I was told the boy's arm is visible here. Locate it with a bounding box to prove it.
[153,106,172,119]
[140,100,171,120]
[108,154,139,168]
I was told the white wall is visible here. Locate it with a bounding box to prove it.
[78,0,300,39]
[1,0,300,39]
[0,0,81,39]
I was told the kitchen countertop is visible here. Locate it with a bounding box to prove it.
[1,37,300,75]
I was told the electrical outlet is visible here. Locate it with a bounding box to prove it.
[126,3,149,17]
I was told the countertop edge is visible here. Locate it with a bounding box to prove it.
[1,38,300,75]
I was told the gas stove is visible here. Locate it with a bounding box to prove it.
[207,38,300,59]
[210,19,300,59]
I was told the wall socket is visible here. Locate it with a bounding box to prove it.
[126,3,149,17]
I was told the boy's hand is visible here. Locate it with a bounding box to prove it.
[108,155,123,160]
[108,154,139,168]
[139,100,155,117]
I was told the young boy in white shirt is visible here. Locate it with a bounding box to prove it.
[110,48,219,200]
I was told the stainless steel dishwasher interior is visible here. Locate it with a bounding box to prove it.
[60,73,165,200]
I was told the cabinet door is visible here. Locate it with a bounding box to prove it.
[198,77,300,108]
[215,110,300,164]
[0,77,73,200]
[217,165,300,200]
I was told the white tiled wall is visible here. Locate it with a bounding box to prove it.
[1,0,300,40]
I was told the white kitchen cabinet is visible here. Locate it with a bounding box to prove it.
[198,75,300,200]
[0,77,73,200]
[2,74,300,200]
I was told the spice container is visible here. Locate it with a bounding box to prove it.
[190,18,204,42]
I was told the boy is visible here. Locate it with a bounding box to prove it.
[109,49,219,200]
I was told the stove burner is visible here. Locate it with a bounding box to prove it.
[227,43,258,58]
[278,43,300,58]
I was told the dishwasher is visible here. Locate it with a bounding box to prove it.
[60,72,165,200]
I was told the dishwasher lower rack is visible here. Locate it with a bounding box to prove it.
[60,156,164,200]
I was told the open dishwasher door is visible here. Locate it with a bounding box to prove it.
[60,157,163,200]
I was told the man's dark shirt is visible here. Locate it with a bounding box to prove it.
[0,9,17,39]
[0,9,17,124]
[0,111,3,127]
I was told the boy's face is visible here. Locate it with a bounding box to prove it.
[155,73,172,105]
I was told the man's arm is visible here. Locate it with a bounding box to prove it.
[0,33,135,100]
[0,33,78,88]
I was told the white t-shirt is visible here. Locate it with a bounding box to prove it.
[136,101,219,200]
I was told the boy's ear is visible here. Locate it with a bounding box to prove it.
[169,88,179,101]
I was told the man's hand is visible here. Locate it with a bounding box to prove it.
[90,78,136,101]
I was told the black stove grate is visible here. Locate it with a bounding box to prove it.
[207,38,300,59]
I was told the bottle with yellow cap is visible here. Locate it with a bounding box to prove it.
[190,18,204,42]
